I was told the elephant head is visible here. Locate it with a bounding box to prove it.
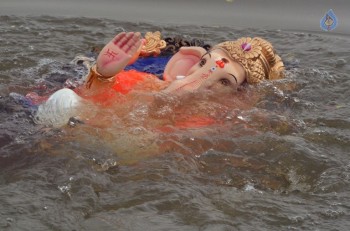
[163,37,285,94]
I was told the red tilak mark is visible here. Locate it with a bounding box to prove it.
[215,60,225,68]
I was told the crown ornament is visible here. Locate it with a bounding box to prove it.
[214,37,284,84]
[140,31,167,57]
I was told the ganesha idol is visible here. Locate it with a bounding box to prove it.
[34,31,285,127]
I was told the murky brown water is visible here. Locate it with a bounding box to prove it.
[1,15,350,230]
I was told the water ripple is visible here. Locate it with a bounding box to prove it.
[1,15,350,230]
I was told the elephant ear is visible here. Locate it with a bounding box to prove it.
[163,46,207,81]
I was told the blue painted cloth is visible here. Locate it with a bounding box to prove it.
[125,56,172,80]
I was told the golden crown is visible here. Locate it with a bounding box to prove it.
[140,31,167,57]
[214,37,284,84]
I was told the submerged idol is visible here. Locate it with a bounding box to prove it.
[34,31,285,126]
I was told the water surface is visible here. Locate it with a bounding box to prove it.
[1,15,350,230]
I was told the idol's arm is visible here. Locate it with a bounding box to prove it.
[85,32,142,90]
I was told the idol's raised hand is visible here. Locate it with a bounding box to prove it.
[96,32,142,77]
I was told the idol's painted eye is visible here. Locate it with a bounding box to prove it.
[222,58,229,63]
[199,58,206,67]
[219,78,231,86]
[211,67,216,71]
